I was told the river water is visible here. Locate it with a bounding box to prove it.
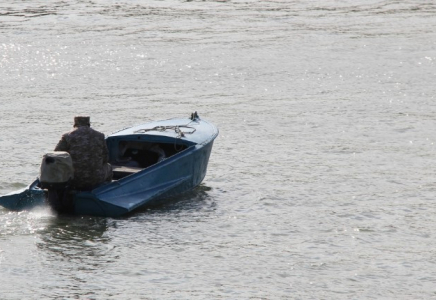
[1,1,435,299]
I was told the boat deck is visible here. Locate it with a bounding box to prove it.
[112,164,144,179]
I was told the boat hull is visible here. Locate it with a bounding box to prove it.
[74,140,215,217]
[0,180,46,211]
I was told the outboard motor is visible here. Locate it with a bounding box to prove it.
[39,151,75,213]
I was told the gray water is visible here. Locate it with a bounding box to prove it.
[1,1,436,299]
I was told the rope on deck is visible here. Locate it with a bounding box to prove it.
[134,124,196,138]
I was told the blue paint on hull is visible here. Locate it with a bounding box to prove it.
[0,180,46,211]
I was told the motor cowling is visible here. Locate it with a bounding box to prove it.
[39,151,74,189]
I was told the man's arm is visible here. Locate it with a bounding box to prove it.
[101,134,109,164]
[54,135,68,151]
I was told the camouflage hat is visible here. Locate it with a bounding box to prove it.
[74,116,90,127]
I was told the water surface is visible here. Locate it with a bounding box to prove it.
[1,0,436,299]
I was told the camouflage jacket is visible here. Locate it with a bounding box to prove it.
[54,125,110,189]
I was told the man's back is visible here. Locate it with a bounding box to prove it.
[55,122,111,189]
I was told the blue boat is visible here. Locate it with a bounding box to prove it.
[0,113,218,217]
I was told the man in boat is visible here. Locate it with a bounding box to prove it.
[54,116,113,190]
